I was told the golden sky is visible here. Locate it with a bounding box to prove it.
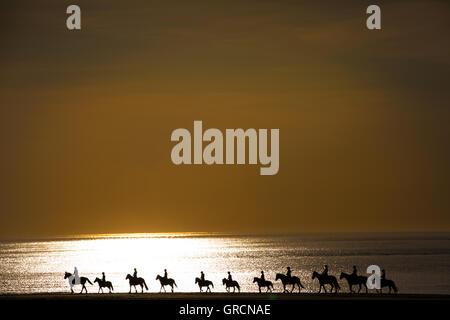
[1,0,449,238]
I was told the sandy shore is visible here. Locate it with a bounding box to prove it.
[1,292,448,300]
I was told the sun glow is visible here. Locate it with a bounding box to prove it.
[53,233,228,293]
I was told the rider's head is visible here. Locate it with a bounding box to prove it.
[287,266,291,270]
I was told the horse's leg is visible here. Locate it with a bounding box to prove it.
[129,285,131,294]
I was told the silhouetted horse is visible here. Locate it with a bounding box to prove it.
[340,272,368,293]
[253,277,274,293]
[312,271,340,293]
[125,274,148,293]
[94,277,114,293]
[378,278,398,293]
[195,277,214,292]
[275,273,305,293]
[156,274,177,293]
[222,278,240,293]
[64,272,92,294]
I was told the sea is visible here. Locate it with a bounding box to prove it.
[0,232,449,294]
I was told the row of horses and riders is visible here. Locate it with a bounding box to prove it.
[64,265,398,294]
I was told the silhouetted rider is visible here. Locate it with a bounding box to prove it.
[351,265,357,277]
[260,271,265,281]
[73,267,80,285]
[227,271,233,282]
[164,269,168,280]
[200,271,205,282]
[133,268,138,279]
[322,265,328,277]
[102,272,106,282]
[381,269,386,281]
[286,267,292,279]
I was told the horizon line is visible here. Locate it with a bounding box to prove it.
[1,230,450,243]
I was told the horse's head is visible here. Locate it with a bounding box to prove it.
[195,277,199,284]
[156,275,161,280]
[64,272,71,279]
[94,277,100,283]
[222,278,227,285]
[125,274,131,280]
[339,272,345,280]
[312,271,318,279]
[275,273,282,281]
[253,277,258,283]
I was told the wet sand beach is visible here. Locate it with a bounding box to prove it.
[1,292,449,301]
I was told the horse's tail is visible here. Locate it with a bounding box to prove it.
[86,278,93,285]
[111,283,114,291]
[392,281,398,293]
[143,280,149,290]
[211,282,214,288]
[174,281,178,288]
[335,280,340,291]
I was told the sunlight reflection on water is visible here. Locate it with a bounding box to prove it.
[0,233,449,294]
